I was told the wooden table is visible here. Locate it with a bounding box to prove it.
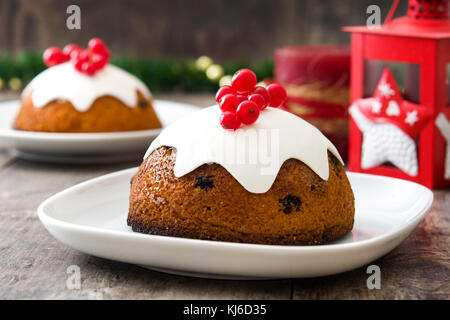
[0,93,448,300]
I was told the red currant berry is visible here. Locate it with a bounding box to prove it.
[267,83,287,108]
[220,111,241,130]
[63,44,82,60]
[231,69,257,94]
[215,85,234,103]
[92,52,107,70]
[74,50,93,74]
[73,49,107,75]
[43,47,69,67]
[88,38,110,60]
[75,49,90,63]
[248,93,266,110]
[74,60,84,73]
[252,86,270,108]
[236,101,260,125]
[88,38,106,52]
[236,94,248,103]
[98,47,110,60]
[82,62,97,75]
[219,94,239,113]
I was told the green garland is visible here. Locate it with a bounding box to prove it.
[0,52,274,92]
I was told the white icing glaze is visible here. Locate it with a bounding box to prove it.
[21,63,152,112]
[145,105,343,193]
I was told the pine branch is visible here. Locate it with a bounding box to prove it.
[0,52,274,92]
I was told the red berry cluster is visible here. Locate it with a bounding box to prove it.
[216,69,287,130]
[42,38,110,76]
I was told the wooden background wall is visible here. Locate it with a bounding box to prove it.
[0,0,407,63]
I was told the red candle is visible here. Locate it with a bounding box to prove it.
[275,45,351,159]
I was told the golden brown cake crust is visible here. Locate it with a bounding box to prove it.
[14,91,161,132]
[128,146,355,245]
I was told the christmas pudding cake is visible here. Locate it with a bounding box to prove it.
[128,69,354,245]
[14,38,161,132]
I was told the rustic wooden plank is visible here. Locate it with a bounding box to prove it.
[2,253,291,300]
[0,158,290,300]
[0,0,407,62]
[2,155,447,299]
[292,190,449,300]
[0,91,447,299]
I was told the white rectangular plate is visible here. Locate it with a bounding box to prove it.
[38,168,433,279]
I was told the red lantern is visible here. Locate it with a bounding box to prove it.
[343,0,450,189]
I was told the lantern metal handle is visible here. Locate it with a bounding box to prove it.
[385,0,401,24]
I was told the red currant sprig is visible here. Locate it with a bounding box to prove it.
[216,68,287,130]
[42,38,110,76]
[43,47,70,67]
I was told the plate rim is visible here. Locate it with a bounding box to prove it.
[37,168,434,253]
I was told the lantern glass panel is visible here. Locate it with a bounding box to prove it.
[364,60,421,104]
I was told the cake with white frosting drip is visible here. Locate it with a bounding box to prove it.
[14,38,161,133]
[146,105,343,193]
[22,63,152,112]
[128,68,355,245]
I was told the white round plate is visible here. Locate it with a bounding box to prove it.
[0,100,199,163]
[37,168,433,279]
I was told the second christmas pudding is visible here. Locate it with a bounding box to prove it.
[14,38,161,133]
